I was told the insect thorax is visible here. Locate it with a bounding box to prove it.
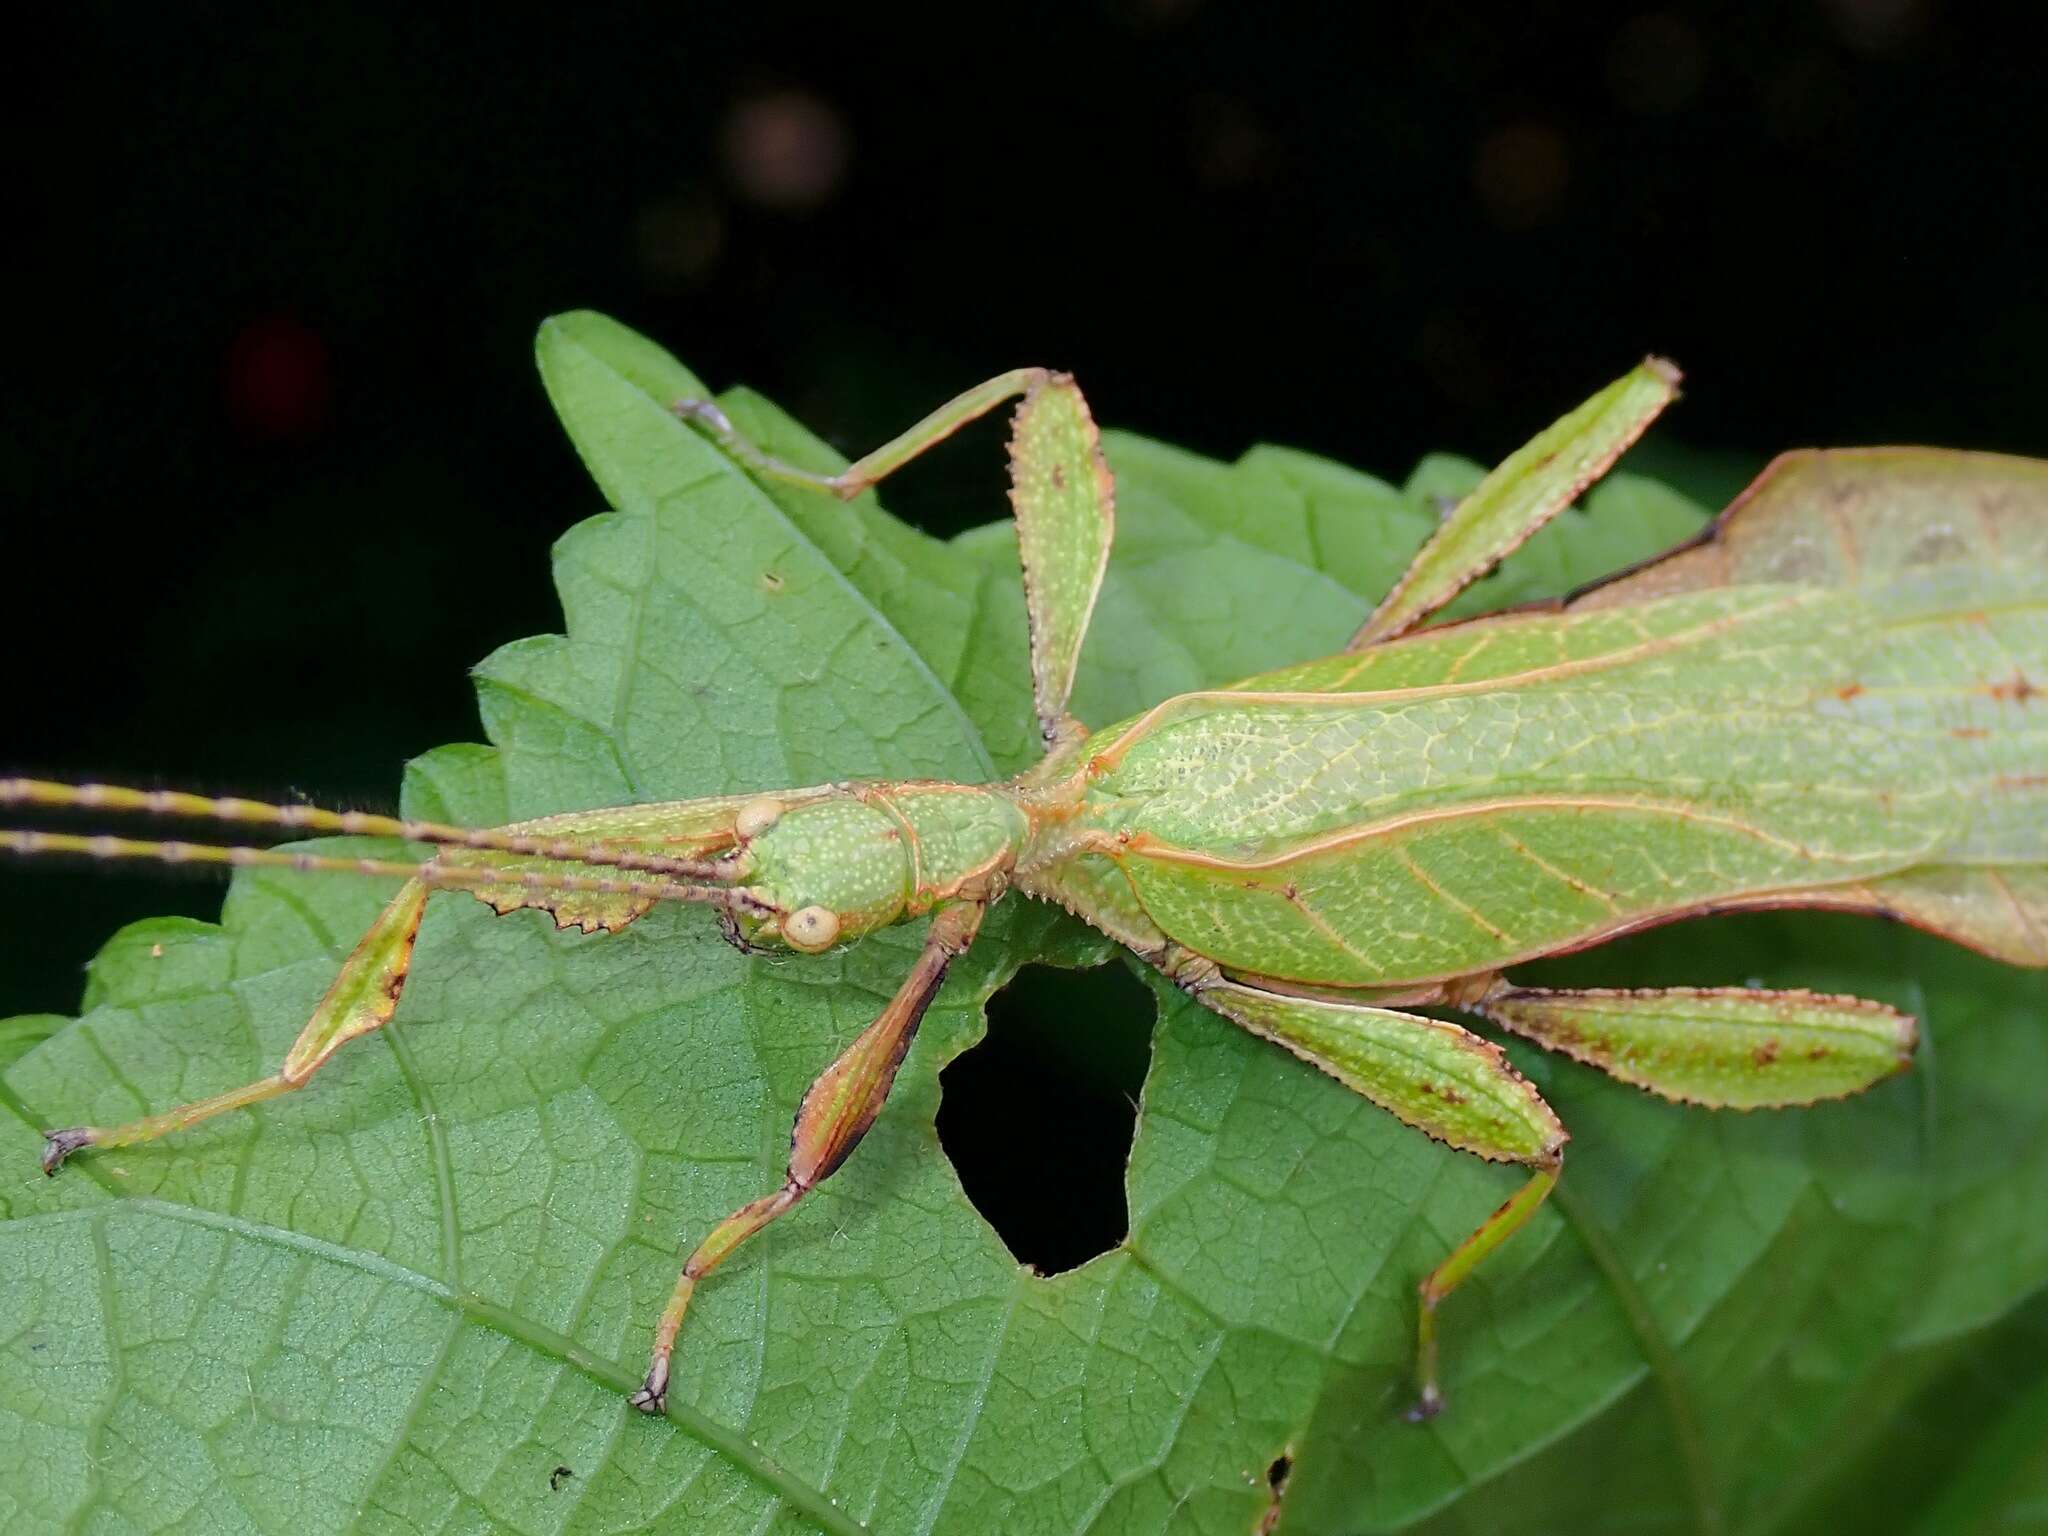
[737,784,1031,944]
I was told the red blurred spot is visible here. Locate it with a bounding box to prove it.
[224,314,330,441]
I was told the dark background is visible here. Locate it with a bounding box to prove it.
[9,1,2048,1260]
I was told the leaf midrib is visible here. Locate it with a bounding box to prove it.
[4,1198,869,1536]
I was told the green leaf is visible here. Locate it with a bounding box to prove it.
[2,312,2041,1534]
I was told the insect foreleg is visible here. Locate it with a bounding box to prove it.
[678,368,1049,500]
[40,879,430,1172]
[632,896,988,1415]
[678,370,1114,740]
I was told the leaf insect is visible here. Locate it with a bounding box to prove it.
[6,336,2044,1422]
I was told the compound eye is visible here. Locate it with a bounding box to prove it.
[734,797,783,839]
[783,904,841,953]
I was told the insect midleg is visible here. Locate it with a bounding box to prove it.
[1181,974,1568,1420]
[40,879,430,1172]
[632,897,988,1415]
[1410,1165,1560,1421]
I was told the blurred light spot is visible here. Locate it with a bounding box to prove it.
[1473,119,1570,229]
[1821,0,1925,50]
[1186,94,1277,188]
[223,314,329,441]
[634,188,727,291]
[719,88,850,210]
[1606,12,1706,114]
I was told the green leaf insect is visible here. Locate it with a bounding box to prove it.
[5,315,2043,1453]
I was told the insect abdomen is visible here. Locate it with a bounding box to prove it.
[1081,577,2034,986]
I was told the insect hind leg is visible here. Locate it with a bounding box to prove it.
[634,898,986,1414]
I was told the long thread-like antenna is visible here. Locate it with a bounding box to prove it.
[0,828,768,916]
[0,779,736,881]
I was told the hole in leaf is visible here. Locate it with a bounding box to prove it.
[1258,1451,1293,1535]
[937,961,1154,1274]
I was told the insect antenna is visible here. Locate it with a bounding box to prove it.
[0,778,738,881]
[0,828,767,916]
